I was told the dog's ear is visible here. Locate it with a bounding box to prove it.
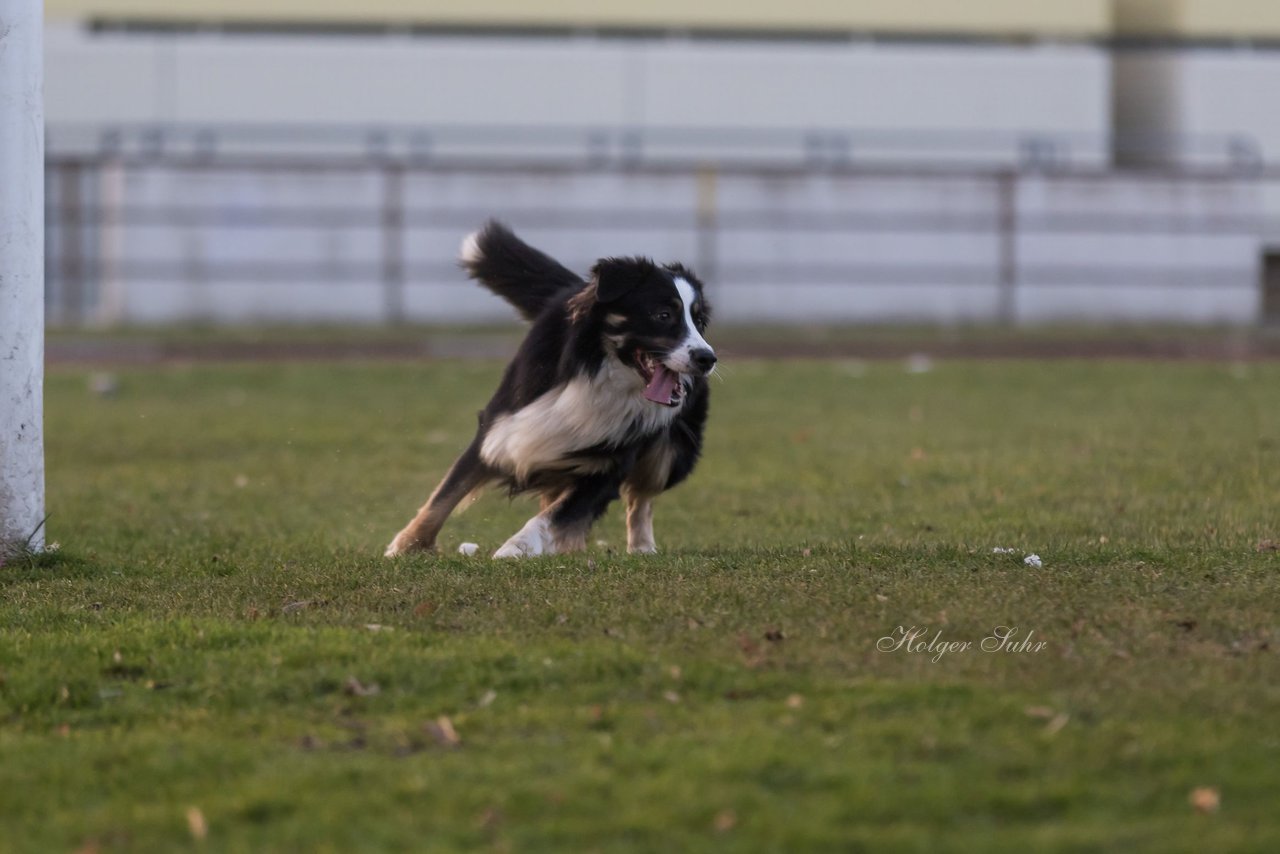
[592,258,649,303]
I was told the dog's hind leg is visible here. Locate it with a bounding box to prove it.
[622,488,657,554]
[550,474,621,554]
[493,475,619,558]
[621,442,674,555]
[492,511,556,559]
[486,490,565,559]
[385,439,490,556]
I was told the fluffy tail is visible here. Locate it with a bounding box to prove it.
[460,221,585,321]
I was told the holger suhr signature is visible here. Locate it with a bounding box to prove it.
[877,626,1047,663]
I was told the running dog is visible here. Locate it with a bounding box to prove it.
[385,221,715,559]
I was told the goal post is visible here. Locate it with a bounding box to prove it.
[0,0,46,557]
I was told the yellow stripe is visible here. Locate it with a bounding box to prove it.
[46,0,1110,37]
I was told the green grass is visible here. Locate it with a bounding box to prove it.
[4,357,1280,852]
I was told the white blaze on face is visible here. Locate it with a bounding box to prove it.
[667,277,713,373]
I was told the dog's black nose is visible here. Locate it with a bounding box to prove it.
[690,348,717,374]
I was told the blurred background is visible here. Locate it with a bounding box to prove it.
[40,0,1280,329]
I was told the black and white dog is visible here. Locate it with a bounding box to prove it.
[385,221,715,559]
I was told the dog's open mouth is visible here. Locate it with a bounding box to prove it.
[636,351,683,407]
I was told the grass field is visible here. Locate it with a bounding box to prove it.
[3,355,1279,851]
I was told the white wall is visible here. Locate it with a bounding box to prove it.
[41,28,1269,325]
[46,27,1111,165]
[1015,175,1260,323]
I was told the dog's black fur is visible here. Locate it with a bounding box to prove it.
[385,221,715,558]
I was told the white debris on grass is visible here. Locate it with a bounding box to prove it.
[1024,554,1043,568]
[992,547,1017,554]
[88,372,119,397]
[904,353,934,374]
[458,542,479,556]
[836,359,868,378]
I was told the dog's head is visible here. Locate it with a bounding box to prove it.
[571,258,715,407]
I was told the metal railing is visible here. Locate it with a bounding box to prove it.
[46,122,1265,174]
[43,123,1274,326]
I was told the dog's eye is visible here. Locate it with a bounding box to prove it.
[654,311,672,323]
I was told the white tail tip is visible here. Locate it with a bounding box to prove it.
[459,231,483,265]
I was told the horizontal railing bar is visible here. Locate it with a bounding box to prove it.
[45,151,1274,182]
[46,262,1254,288]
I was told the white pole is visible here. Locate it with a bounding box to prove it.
[0,0,46,557]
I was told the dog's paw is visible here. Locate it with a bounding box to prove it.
[384,535,430,557]
[493,517,551,559]
[627,544,658,555]
[493,537,543,559]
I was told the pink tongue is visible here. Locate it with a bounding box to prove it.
[643,364,679,404]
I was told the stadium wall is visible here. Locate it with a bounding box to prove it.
[45,162,1262,326]
[39,19,1273,326]
[45,28,1110,159]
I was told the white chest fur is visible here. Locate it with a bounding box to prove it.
[480,358,681,481]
